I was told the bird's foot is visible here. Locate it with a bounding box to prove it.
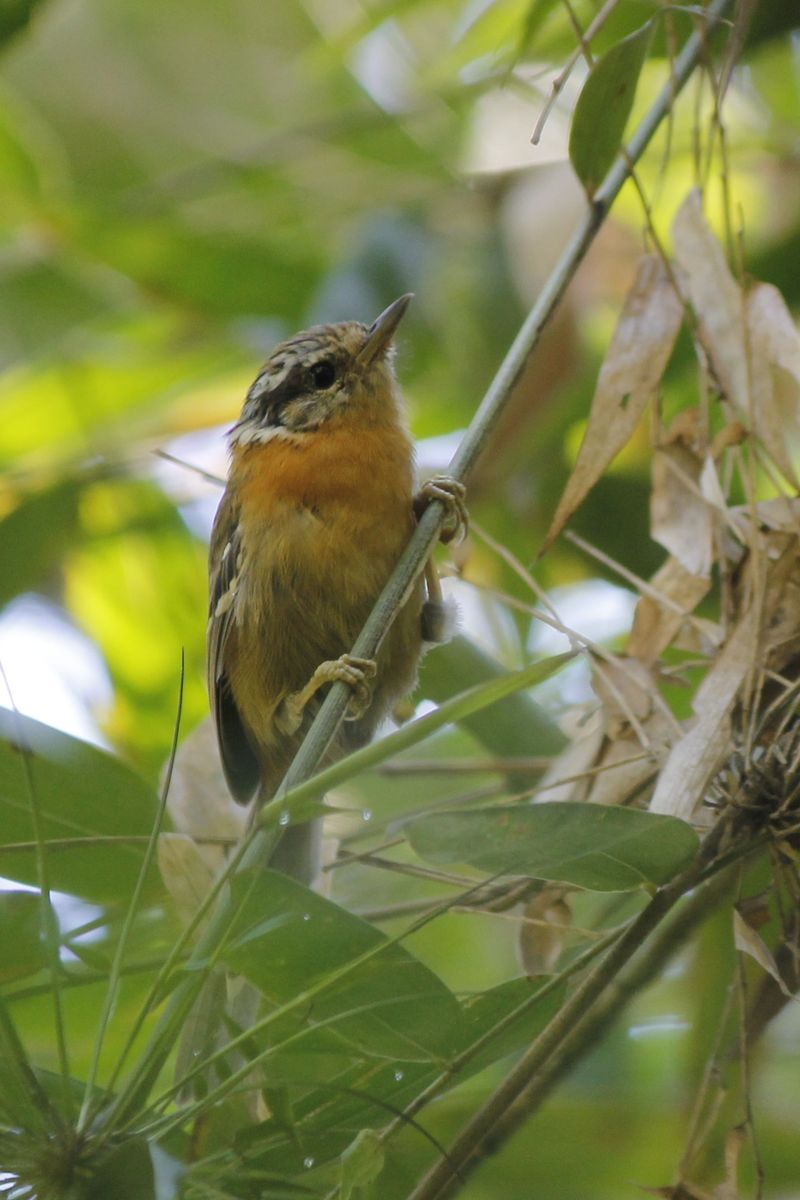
[275,654,377,735]
[414,475,468,544]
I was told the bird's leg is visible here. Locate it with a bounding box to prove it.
[415,476,466,643]
[421,558,457,643]
[275,655,377,736]
[413,475,468,545]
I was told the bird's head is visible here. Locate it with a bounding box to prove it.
[230,294,412,447]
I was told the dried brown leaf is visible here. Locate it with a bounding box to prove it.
[730,510,800,672]
[650,607,759,821]
[158,832,221,930]
[729,496,800,539]
[716,1125,747,1200]
[592,656,656,734]
[166,717,247,846]
[627,557,712,662]
[588,658,672,805]
[747,281,800,385]
[651,444,714,577]
[534,709,605,804]
[542,254,683,552]
[747,282,800,487]
[733,911,794,999]
[710,420,747,458]
[671,617,723,657]
[672,190,747,409]
[585,733,662,807]
[756,535,800,672]
[699,454,727,514]
[517,889,571,974]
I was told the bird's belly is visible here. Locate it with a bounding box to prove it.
[230,496,417,743]
[247,496,410,616]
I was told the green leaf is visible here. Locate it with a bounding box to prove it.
[0,479,80,608]
[0,891,47,984]
[459,975,565,1074]
[569,23,653,197]
[340,1128,384,1200]
[227,973,564,1180]
[0,998,56,1132]
[0,0,48,46]
[405,802,699,891]
[85,1137,156,1200]
[222,868,465,1062]
[0,710,165,904]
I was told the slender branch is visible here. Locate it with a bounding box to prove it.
[436,866,740,1199]
[531,0,621,144]
[78,654,184,1132]
[0,667,72,1121]
[405,820,743,1200]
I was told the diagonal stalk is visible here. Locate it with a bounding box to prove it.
[405,834,744,1200]
[417,864,742,1200]
[77,656,184,1131]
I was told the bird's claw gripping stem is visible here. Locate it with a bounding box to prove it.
[414,475,468,545]
[275,654,377,735]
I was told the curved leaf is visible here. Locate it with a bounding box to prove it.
[569,23,653,197]
[405,802,699,891]
[0,892,46,984]
[0,710,164,903]
[222,868,465,1062]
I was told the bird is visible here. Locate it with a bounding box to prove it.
[207,294,465,881]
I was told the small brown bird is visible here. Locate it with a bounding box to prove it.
[207,295,463,877]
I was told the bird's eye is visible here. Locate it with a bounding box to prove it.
[309,360,337,389]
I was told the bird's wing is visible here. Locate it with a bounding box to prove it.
[207,488,260,805]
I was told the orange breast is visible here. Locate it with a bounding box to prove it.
[233,421,416,621]
[222,419,424,767]
[236,423,414,542]
[238,422,409,500]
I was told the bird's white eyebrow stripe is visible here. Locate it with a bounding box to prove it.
[248,344,341,402]
[229,424,307,447]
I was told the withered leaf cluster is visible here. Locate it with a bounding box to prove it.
[542,189,800,835]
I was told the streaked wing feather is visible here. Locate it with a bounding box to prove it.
[208,489,260,804]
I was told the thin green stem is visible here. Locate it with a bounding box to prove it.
[78,655,185,1130]
[100,823,256,1107]
[439,865,741,1200]
[404,815,740,1200]
[0,668,71,1120]
[98,830,270,1133]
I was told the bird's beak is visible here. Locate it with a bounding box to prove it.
[358,293,413,365]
